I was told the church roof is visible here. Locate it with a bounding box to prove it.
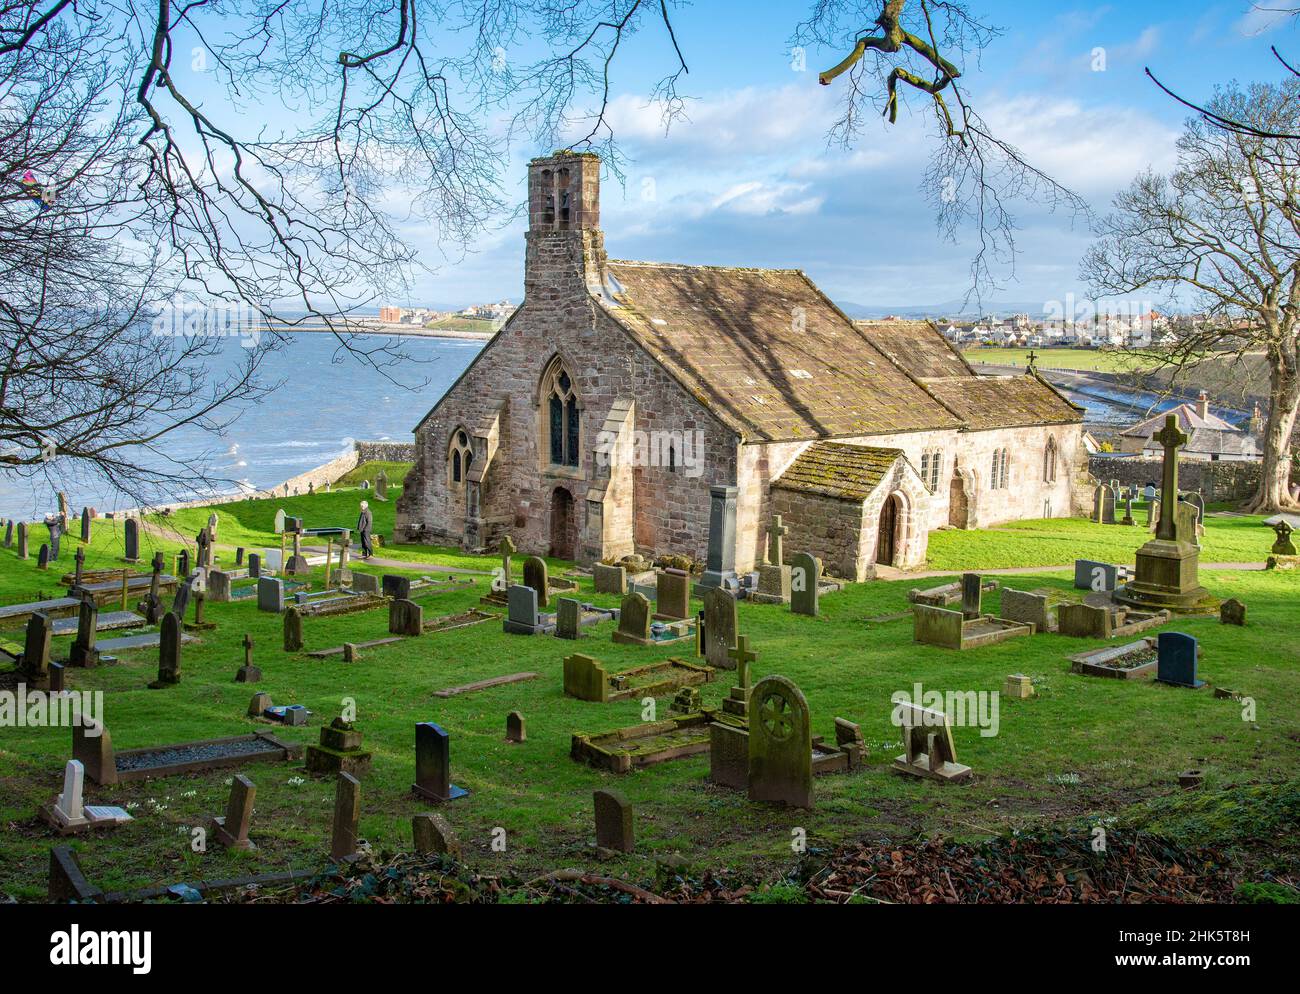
[922,374,1084,430]
[601,262,963,442]
[601,262,1080,441]
[772,442,905,502]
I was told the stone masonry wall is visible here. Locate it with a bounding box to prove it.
[1088,455,1262,502]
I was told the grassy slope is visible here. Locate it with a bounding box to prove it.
[0,499,1296,899]
[961,347,1155,372]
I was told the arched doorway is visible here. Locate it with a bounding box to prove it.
[876,494,901,566]
[549,487,576,560]
[949,470,970,529]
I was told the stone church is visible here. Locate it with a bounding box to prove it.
[396,152,1085,579]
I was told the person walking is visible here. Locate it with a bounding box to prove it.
[357,500,374,559]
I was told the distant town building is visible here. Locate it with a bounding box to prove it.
[1119,392,1260,462]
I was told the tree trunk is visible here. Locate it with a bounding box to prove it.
[1247,359,1300,513]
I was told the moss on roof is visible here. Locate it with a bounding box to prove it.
[772,443,905,502]
[921,374,1083,430]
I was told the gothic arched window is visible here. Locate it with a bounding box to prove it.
[448,428,472,487]
[541,360,580,468]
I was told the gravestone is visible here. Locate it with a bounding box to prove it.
[273,508,286,534]
[1156,632,1203,688]
[1144,484,1157,501]
[150,612,182,688]
[1057,603,1112,639]
[211,775,257,850]
[73,547,85,586]
[37,543,49,569]
[412,721,469,801]
[1121,493,1136,526]
[497,535,517,587]
[1003,674,1035,699]
[1074,559,1119,592]
[961,573,983,620]
[412,813,461,857]
[17,521,27,559]
[247,553,261,579]
[21,611,52,689]
[342,642,359,663]
[555,597,581,639]
[506,711,526,743]
[389,598,423,636]
[593,563,627,595]
[748,675,812,808]
[143,553,164,624]
[80,507,91,543]
[330,772,361,861]
[305,717,372,775]
[503,585,551,635]
[1273,520,1297,556]
[913,603,963,649]
[195,526,212,568]
[1000,589,1052,633]
[235,634,261,682]
[656,569,690,620]
[790,552,821,617]
[68,598,100,668]
[51,760,86,829]
[375,469,389,501]
[285,530,309,575]
[73,718,115,786]
[49,662,64,694]
[235,547,245,567]
[257,576,285,613]
[124,518,139,562]
[208,569,232,603]
[1220,599,1246,626]
[351,572,380,595]
[248,692,272,718]
[1092,484,1116,524]
[208,512,219,543]
[3,519,10,547]
[592,789,634,853]
[177,549,190,579]
[46,515,63,559]
[702,586,738,668]
[522,556,549,608]
[563,653,608,702]
[612,591,651,645]
[283,607,304,652]
[696,484,739,593]
[892,702,971,782]
[382,574,413,600]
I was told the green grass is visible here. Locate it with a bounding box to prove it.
[962,347,1155,373]
[425,316,497,334]
[334,461,412,489]
[926,510,1271,571]
[1,494,1297,900]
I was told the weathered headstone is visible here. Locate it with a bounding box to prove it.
[555,597,581,639]
[523,556,550,608]
[211,775,257,850]
[375,469,389,501]
[283,606,304,651]
[1156,632,1203,688]
[37,543,50,569]
[208,569,232,603]
[68,598,100,668]
[412,812,461,857]
[912,603,964,649]
[592,563,627,595]
[1220,598,1246,626]
[412,721,469,801]
[612,591,652,645]
[790,552,821,617]
[177,548,190,579]
[506,711,526,743]
[16,521,27,559]
[273,508,286,534]
[656,569,690,620]
[1092,484,1116,524]
[123,518,139,562]
[143,553,164,624]
[235,634,261,682]
[592,789,634,853]
[1000,589,1052,633]
[247,552,261,579]
[389,598,423,636]
[382,574,412,600]
[961,572,983,620]
[2,519,11,547]
[1074,559,1119,592]
[1003,674,1035,699]
[80,507,91,543]
[73,718,115,785]
[196,525,212,568]
[330,772,361,861]
[235,546,245,567]
[892,702,971,782]
[1272,520,1297,556]
[248,691,272,718]
[748,675,812,808]
[702,586,738,668]
[1057,603,1113,639]
[21,611,52,689]
[257,576,285,613]
[563,653,608,702]
[150,612,182,688]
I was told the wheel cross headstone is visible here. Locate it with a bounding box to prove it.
[747,674,812,808]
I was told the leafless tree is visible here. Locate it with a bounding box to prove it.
[1083,80,1300,513]
[1,0,690,505]
[798,0,1088,296]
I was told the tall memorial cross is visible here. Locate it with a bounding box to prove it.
[1154,415,1188,542]
[766,515,788,566]
[499,535,516,583]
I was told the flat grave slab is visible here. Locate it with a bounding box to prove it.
[79,727,302,785]
[572,710,739,774]
[306,637,405,659]
[564,654,714,703]
[97,631,198,652]
[0,597,80,627]
[1070,637,1163,679]
[425,609,498,633]
[433,672,540,698]
[51,611,145,637]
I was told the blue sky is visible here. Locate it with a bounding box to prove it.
[187,2,1287,312]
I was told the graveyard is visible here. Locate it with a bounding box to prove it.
[1,466,1298,904]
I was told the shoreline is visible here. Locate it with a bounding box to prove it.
[265,322,495,341]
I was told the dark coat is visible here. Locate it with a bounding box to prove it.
[357,508,373,533]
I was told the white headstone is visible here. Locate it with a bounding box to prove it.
[55,759,85,824]
[273,509,286,534]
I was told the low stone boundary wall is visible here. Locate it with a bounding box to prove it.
[1088,455,1261,502]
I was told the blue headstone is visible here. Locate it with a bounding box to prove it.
[1156,632,1203,688]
